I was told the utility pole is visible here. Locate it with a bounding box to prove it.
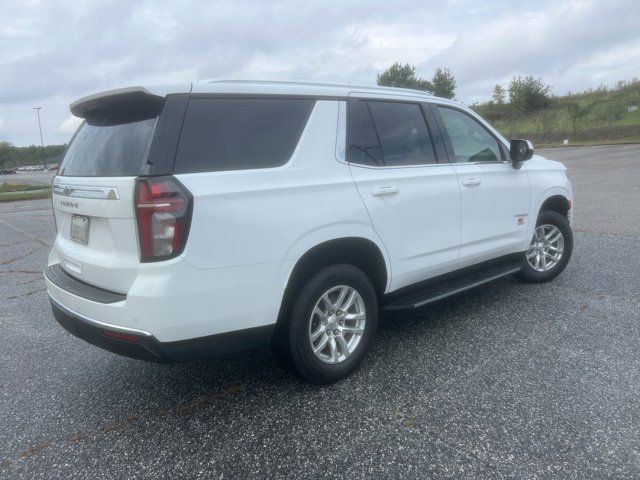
[33,107,46,169]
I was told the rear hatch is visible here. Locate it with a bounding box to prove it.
[52,89,171,293]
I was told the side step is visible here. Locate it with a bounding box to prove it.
[383,260,522,311]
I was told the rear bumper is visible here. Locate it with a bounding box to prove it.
[44,252,291,343]
[50,296,275,363]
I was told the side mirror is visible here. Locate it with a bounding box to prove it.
[510,139,534,168]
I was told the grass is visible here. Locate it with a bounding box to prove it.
[473,79,640,146]
[0,182,51,202]
[0,182,49,193]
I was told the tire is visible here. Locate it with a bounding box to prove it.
[281,264,378,384]
[515,210,573,283]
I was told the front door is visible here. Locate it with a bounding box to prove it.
[434,105,530,264]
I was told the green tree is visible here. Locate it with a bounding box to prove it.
[492,84,506,104]
[566,103,587,136]
[0,142,66,170]
[431,68,456,99]
[0,142,12,170]
[508,76,551,113]
[377,63,432,91]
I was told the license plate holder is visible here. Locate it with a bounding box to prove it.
[70,215,90,245]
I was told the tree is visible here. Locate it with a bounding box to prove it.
[508,76,551,113]
[566,103,587,136]
[492,84,506,104]
[431,68,456,99]
[377,63,432,91]
[0,142,66,170]
[0,142,12,170]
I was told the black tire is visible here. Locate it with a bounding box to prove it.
[281,264,378,384]
[515,210,573,283]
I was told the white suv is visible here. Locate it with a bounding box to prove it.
[45,80,573,383]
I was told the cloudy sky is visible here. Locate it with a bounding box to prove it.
[1,0,639,146]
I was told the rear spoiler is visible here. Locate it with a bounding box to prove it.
[70,87,166,126]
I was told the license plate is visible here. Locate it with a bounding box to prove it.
[70,215,90,245]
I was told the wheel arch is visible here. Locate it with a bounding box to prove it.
[273,236,389,334]
[540,194,571,219]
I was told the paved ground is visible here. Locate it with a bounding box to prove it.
[1,145,639,479]
[542,144,640,236]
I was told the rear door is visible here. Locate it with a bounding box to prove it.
[346,97,461,291]
[433,105,530,264]
[51,92,184,293]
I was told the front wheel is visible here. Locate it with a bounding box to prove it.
[515,210,573,283]
[284,264,378,384]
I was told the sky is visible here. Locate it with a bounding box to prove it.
[1,0,639,146]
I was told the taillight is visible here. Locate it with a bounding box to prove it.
[135,176,193,262]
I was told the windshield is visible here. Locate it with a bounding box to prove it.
[59,118,156,177]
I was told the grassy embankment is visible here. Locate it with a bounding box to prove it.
[0,182,51,202]
[472,79,640,147]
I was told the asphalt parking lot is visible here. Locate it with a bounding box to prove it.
[1,144,639,479]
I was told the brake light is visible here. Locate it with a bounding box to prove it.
[135,176,192,261]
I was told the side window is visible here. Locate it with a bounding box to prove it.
[368,101,436,166]
[438,107,503,163]
[347,100,383,166]
[174,98,315,173]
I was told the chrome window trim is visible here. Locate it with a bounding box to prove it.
[348,162,456,170]
[335,100,347,163]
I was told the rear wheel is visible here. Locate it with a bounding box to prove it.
[282,264,378,384]
[515,210,573,283]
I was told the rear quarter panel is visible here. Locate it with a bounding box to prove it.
[175,99,390,289]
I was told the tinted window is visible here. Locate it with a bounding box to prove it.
[59,119,156,176]
[174,98,315,173]
[438,107,503,163]
[368,101,436,166]
[347,100,382,166]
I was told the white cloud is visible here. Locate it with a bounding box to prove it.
[0,0,638,145]
[59,115,82,135]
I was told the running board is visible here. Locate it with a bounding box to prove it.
[383,260,522,311]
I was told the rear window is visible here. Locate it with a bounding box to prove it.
[174,98,315,174]
[59,118,156,177]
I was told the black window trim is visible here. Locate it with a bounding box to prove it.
[432,103,509,165]
[345,98,447,169]
[345,98,382,168]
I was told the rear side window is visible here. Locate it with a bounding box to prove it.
[174,98,315,173]
[347,100,436,167]
[59,119,156,176]
[368,101,436,166]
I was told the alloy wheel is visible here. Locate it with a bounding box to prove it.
[526,224,565,272]
[308,285,366,364]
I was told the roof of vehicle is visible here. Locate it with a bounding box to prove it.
[193,79,436,99]
[70,79,455,117]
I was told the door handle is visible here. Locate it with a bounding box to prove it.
[462,178,481,187]
[371,185,399,196]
